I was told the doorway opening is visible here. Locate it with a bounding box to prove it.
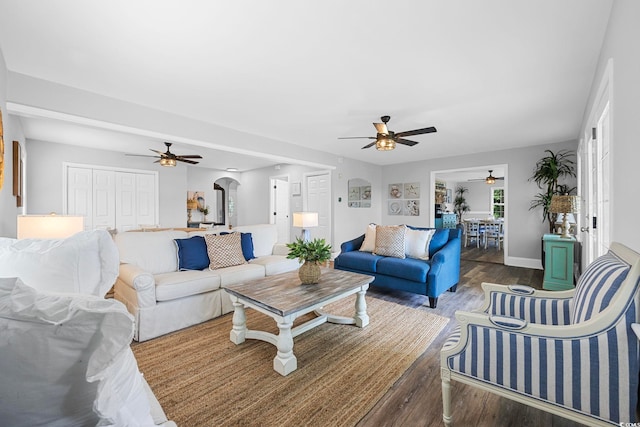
[431,165,508,265]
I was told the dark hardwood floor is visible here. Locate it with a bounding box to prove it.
[356,258,588,427]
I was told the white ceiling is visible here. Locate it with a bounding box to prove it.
[0,0,613,170]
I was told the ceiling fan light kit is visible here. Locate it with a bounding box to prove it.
[159,157,177,167]
[338,115,437,151]
[485,170,497,184]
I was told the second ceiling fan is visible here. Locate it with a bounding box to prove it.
[338,115,437,150]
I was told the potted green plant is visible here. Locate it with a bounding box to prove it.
[286,237,332,284]
[453,185,470,224]
[199,205,210,222]
[529,149,576,233]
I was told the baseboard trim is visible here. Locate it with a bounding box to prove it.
[504,256,543,270]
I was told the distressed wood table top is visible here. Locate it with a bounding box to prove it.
[224,268,374,317]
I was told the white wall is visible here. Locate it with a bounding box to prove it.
[582,0,640,253]
[0,47,26,238]
[381,140,578,265]
[455,180,495,218]
[26,140,187,228]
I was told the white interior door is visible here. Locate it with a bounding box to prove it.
[93,169,115,229]
[305,172,331,246]
[66,167,93,230]
[271,178,290,243]
[115,172,136,232]
[135,173,157,227]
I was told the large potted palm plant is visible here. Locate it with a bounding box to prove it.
[529,149,576,233]
[453,185,470,225]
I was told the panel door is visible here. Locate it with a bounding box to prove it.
[306,172,332,246]
[66,167,93,230]
[115,172,137,232]
[135,172,157,228]
[93,169,116,229]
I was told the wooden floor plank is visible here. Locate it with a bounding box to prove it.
[355,258,593,427]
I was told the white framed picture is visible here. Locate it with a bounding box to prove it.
[291,182,301,196]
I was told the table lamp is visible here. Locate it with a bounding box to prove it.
[549,195,579,239]
[17,214,84,239]
[292,212,318,242]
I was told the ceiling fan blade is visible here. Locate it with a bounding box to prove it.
[395,126,437,138]
[125,154,161,158]
[361,142,376,149]
[177,158,199,165]
[149,148,165,155]
[373,123,388,134]
[174,154,203,159]
[338,136,376,140]
[396,138,419,147]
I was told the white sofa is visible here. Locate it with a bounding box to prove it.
[114,224,299,342]
[0,231,175,426]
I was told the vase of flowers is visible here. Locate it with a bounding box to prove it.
[286,237,332,285]
[199,205,210,222]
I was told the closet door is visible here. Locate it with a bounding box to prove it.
[115,172,137,232]
[93,169,116,229]
[67,167,93,230]
[135,173,157,227]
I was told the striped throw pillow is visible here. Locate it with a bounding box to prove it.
[205,233,247,270]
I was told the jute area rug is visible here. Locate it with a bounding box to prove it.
[132,296,449,427]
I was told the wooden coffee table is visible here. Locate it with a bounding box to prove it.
[224,268,374,376]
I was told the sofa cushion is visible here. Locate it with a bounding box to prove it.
[374,225,406,258]
[116,230,188,275]
[175,236,210,270]
[0,230,119,297]
[221,232,255,261]
[205,233,247,270]
[359,223,377,252]
[0,278,155,426]
[217,263,266,287]
[249,255,300,276]
[154,270,222,302]
[233,224,278,257]
[429,228,450,257]
[376,256,431,282]
[335,251,384,272]
[405,228,435,260]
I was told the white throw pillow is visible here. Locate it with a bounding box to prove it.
[405,228,436,260]
[359,223,377,252]
[0,230,119,297]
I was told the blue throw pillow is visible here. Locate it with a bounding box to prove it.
[428,229,449,257]
[174,236,209,270]
[220,232,255,261]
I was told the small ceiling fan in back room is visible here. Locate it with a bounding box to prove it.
[338,115,437,151]
[125,142,202,167]
[468,170,505,184]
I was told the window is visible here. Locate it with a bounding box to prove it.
[491,187,504,219]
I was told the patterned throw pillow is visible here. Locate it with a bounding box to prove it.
[359,223,377,252]
[205,233,247,270]
[374,225,406,258]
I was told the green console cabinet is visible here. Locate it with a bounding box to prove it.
[543,234,576,290]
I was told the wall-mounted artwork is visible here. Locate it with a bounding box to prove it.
[348,178,371,208]
[188,191,205,210]
[387,182,420,216]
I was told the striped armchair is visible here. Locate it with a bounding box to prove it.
[441,242,640,426]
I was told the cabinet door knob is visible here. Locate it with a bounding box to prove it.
[580,226,589,233]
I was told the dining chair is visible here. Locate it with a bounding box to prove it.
[441,242,640,426]
[483,220,504,249]
[463,219,481,248]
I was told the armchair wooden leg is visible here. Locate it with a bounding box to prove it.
[428,297,438,308]
[441,368,452,426]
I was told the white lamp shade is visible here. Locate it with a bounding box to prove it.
[17,215,85,239]
[292,212,318,228]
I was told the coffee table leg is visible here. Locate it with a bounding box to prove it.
[230,297,247,344]
[273,320,297,376]
[354,289,369,327]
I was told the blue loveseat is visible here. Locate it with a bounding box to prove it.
[334,227,461,308]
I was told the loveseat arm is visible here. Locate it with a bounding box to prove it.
[340,234,365,253]
[117,263,156,308]
[427,235,461,297]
